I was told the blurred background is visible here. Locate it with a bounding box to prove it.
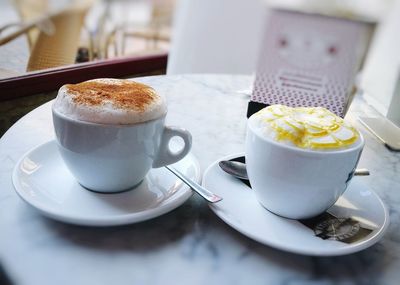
[0,0,399,137]
[0,0,395,77]
[0,0,174,77]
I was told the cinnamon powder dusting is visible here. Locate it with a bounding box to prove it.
[65,80,159,111]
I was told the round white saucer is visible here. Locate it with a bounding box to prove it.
[12,140,200,226]
[203,154,389,256]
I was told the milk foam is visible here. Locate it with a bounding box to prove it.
[249,105,360,150]
[53,79,167,124]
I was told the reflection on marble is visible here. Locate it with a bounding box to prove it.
[0,75,399,285]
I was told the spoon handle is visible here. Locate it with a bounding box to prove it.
[165,166,222,203]
[354,168,370,176]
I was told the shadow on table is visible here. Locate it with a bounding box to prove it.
[211,211,392,284]
[0,262,13,285]
[41,195,207,252]
[39,193,393,283]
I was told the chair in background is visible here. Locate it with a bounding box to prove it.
[166,0,267,75]
[5,0,94,71]
[121,0,176,56]
[27,6,91,71]
[12,0,49,50]
[27,1,95,71]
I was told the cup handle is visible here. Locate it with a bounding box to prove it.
[152,126,192,168]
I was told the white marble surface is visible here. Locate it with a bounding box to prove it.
[0,74,399,285]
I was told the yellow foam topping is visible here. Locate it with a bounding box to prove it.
[253,105,359,150]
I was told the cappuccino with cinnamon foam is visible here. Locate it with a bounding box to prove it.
[248,105,360,150]
[52,78,192,193]
[53,78,167,124]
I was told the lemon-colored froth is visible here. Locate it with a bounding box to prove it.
[255,105,359,149]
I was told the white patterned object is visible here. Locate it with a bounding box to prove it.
[251,9,373,117]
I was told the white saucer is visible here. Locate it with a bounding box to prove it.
[12,140,200,226]
[203,154,390,256]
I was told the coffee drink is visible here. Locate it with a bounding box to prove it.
[248,104,361,150]
[53,78,167,124]
[246,105,364,219]
[52,79,192,193]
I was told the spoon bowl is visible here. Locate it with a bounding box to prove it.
[218,160,248,180]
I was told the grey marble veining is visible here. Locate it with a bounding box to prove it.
[0,75,399,285]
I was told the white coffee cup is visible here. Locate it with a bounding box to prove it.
[52,109,192,193]
[245,118,364,219]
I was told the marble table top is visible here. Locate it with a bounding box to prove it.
[0,74,399,285]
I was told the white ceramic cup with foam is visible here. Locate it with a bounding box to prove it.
[52,79,192,193]
[245,106,364,219]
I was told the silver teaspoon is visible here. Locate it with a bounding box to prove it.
[218,160,370,181]
[165,166,222,203]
